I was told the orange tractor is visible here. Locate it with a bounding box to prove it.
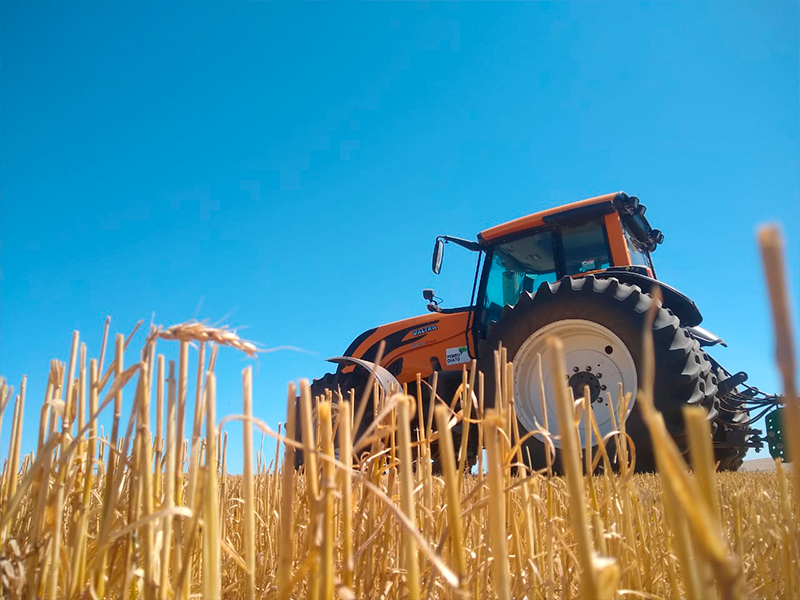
[307,192,781,472]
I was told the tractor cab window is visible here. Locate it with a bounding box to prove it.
[483,231,558,323]
[561,221,612,274]
[623,227,651,267]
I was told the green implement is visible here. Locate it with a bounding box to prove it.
[766,408,788,461]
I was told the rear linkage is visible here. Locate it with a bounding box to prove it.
[691,324,787,462]
[712,365,786,459]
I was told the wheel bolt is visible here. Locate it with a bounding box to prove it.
[586,366,592,372]
[601,385,607,391]
[573,366,579,372]
[597,373,602,379]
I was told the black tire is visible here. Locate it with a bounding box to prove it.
[478,276,719,473]
[425,401,480,475]
[294,370,371,468]
[711,366,750,471]
[402,373,479,474]
[300,371,477,473]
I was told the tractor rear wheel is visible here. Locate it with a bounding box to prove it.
[478,276,719,473]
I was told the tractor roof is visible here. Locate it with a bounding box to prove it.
[477,192,621,243]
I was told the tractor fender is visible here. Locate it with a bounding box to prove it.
[593,270,703,327]
[326,356,403,396]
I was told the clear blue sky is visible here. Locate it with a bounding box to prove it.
[2,2,798,471]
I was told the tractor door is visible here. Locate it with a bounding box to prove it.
[477,229,560,332]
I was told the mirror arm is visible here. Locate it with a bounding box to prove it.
[439,235,482,252]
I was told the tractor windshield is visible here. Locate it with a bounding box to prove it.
[623,226,651,268]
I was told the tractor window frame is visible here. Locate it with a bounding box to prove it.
[463,250,485,358]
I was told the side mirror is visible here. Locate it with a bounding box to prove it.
[422,289,435,301]
[432,238,444,274]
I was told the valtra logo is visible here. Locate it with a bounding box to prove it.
[411,324,438,337]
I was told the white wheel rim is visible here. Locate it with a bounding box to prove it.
[512,319,637,448]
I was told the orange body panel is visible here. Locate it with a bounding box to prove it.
[344,309,475,384]
[478,192,620,242]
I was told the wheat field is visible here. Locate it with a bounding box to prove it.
[0,226,797,600]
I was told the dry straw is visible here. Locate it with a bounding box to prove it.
[0,227,797,599]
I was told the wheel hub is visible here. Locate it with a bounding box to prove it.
[568,370,602,403]
[511,318,638,448]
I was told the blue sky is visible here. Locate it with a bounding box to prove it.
[1,2,798,471]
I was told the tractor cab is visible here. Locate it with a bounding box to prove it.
[432,192,671,332]
[476,193,661,326]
